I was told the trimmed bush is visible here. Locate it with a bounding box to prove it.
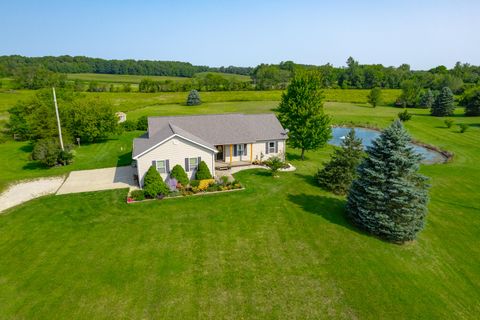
[195,161,212,180]
[143,166,169,198]
[170,164,189,186]
[190,180,200,188]
[198,179,215,191]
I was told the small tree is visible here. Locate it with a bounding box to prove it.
[458,123,469,133]
[431,87,455,117]
[276,70,331,160]
[195,161,212,180]
[399,79,421,108]
[170,164,189,186]
[444,119,454,128]
[315,129,363,195]
[143,166,169,198]
[398,109,412,122]
[461,87,480,116]
[264,156,285,177]
[186,90,202,106]
[419,89,435,109]
[346,120,429,243]
[367,87,382,107]
[32,138,74,167]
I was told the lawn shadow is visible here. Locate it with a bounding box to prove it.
[254,170,272,177]
[22,161,48,171]
[286,152,308,161]
[117,151,132,167]
[19,143,33,153]
[287,193,364,235]
[294,172,318,187]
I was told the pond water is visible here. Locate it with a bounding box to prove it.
[329,127,446,164]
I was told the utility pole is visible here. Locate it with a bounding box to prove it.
[52,87,64,151]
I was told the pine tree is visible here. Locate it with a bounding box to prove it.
[143,166,169,198]
[431,87,455,116]
[195,161,212,180]
[186,90,202,106]
[276,70,330,160]
[419,89,435,109]
[346,120,429,243]
[316,129,364,195]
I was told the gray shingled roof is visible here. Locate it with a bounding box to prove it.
[132,113,287,158]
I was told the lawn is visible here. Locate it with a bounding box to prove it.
[0,100,479,318]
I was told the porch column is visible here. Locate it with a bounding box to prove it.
[229,144,233,163]
[250,143,253,162]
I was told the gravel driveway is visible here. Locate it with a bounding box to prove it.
[0,177,65,213]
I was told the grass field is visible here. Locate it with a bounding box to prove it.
[0,96,479,318]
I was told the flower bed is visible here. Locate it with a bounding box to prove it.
[127,178,243,203]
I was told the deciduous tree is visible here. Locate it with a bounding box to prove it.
[276,70,331,160]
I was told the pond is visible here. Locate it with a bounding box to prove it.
[329,127,447,164]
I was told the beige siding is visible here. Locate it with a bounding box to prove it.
[136,136,215,187]
[223,140,286,163]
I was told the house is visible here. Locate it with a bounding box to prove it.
[132,113,288,187]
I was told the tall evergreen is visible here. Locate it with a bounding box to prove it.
[316,129,364,195]
[186,90,202,106]
[346,120,429,243]
[431,87,455,116]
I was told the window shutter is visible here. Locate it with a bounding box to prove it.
[152,160,156,168]
[265,142,269,154]
[185,158,189,172]
[244,144,247,156]
[197,156,201,166]
[233,144,238,157]
[166,160,170,173]
[275,141,278,153]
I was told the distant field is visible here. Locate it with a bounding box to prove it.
[193,72,252,82]
[66,73,190,84]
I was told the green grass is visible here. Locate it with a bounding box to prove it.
[0,99,479,318]
[194,72,252,82]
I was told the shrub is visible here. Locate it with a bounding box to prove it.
[220,175,229,185]
[190,180,200,188]
[461,86,480,116]
[130,190,145,201]
[170,164,189,186]
[198,179,215,191]
[136,115,148,131]
[398,109,412,122]
[367,87,382,107]
[195,161,212,180]
[458,123,469,133]
[263,156,285,176]
[186,90,201,106]
[121,120,137,131]
[431,87,455,117]
[444,119,454,128]
[32,139,74,167]
[166,177,178,192]
[143,166,169,198]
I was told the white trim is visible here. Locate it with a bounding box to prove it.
[133,134,218,159]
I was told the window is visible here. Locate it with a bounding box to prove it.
[156,160,166,173]
[189,157,198,171]
[234,144,247,156]
[268,141,276,153]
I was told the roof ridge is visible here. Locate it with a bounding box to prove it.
[147,112,276,120]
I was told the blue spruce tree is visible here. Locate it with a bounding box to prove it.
[346,120,429,243]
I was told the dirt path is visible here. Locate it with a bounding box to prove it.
[0,177,65,213]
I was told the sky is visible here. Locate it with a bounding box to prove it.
[1,0,479,70]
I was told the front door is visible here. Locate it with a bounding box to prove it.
[216,145,224,161]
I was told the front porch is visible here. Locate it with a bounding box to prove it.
[215,160,252,171]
